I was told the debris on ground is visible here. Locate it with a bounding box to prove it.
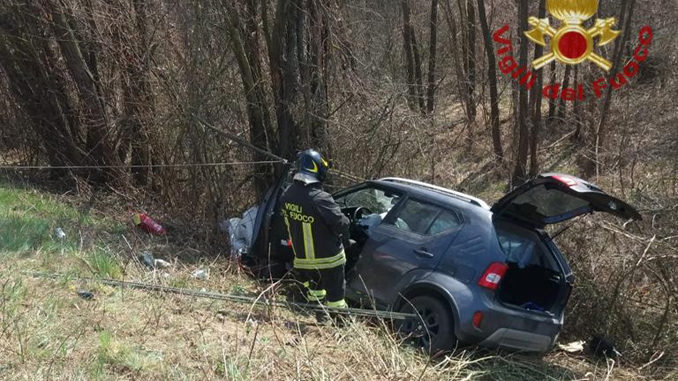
[77,290,94,300]
[192,268,209,280]
[139,252,171,270]
[140,251,156,269]
[134,213,167,235]
[55,227,66,240]
[588,335,622,359]
[222,206,258,259]
[154,258,171,268]
[557,340,585,353]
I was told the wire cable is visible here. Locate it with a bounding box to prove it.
[0,160,283,170]
[24,271,416,320]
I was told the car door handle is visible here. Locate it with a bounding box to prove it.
[414,248,434,258]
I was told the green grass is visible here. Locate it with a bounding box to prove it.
[85,249,123,279]
[92,330,162,378]
[0,182,125,273]
[0,215,50,252]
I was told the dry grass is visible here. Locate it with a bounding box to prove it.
[0,179,673,381]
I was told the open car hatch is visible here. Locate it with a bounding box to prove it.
[491,173,641,227]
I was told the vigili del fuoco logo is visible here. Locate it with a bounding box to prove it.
[492,0,653,102]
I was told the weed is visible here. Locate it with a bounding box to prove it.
[0,215,49,253]
[86,250,123,279]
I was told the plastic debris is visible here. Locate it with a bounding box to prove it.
[55,227,66,240]
[139,252,171,270]
[154,259,171,269]
[223,206,259,259]
[140,251,156,269]
[558,340,585,353]
[192,268,210,280]
[77,290,94,300]
[133,213,167,235]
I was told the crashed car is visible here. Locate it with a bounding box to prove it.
[243,172,640,353]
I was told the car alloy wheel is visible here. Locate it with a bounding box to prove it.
[397,295,456,353]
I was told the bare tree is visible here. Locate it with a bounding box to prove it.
[476,0,503,160]
[512,0,529,184]
[529,0,546,176]
[223,1,275,194]
[588,0,636,176]
[462,0,477,122]
[426,0,439,114]
[556,64,572,121]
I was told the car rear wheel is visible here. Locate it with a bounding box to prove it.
[397,295,456,353]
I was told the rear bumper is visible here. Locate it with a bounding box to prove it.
[454,294,562,353]
[479,328,556,352]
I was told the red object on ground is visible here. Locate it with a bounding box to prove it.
[133,214,167,235]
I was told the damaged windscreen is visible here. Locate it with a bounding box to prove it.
[336,187,401,215]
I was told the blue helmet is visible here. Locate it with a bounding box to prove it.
[295,149,332,184]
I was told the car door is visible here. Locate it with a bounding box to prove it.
[349,197,463,307]
[245,166,296,277]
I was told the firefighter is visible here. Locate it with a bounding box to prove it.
[280,149,350,311]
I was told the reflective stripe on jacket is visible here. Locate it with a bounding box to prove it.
[280,180,350,270]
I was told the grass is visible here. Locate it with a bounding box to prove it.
[0,180,668,380]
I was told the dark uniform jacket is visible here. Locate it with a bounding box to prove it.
[280,180,350,270]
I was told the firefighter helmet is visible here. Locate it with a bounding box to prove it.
[295,149,332,184]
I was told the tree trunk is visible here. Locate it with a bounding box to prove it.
[50,3,118,182]
[556,64,572,121]
[476,0,503,160]
[442,0,471,123]
[308,0,331,153]
[411,25,425,113]
[464,0,477,122]
[512,0,529,184]
[127,0,153,185]
[529,0,546,176]
[223,1,274,195]
[547,61,557,121]
[573,65,582,139]
[590,0,636,176]
[425,0,439,114]
[401,0,418,111]
[0,31,83,174]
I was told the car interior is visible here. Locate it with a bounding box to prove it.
[494,221,565,314]
[335,186,402,270]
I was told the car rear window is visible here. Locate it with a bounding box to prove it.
[509,184,590,222]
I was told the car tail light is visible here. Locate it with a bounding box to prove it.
[478,262,508,290]
[472,311,484,329]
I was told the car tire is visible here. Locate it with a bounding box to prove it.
[396,295,457,353]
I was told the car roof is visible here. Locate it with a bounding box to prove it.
[370,178,491,211]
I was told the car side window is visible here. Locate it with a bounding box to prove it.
[427,210,461,235]
[389,199,439,235]
[389,199,462,236]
